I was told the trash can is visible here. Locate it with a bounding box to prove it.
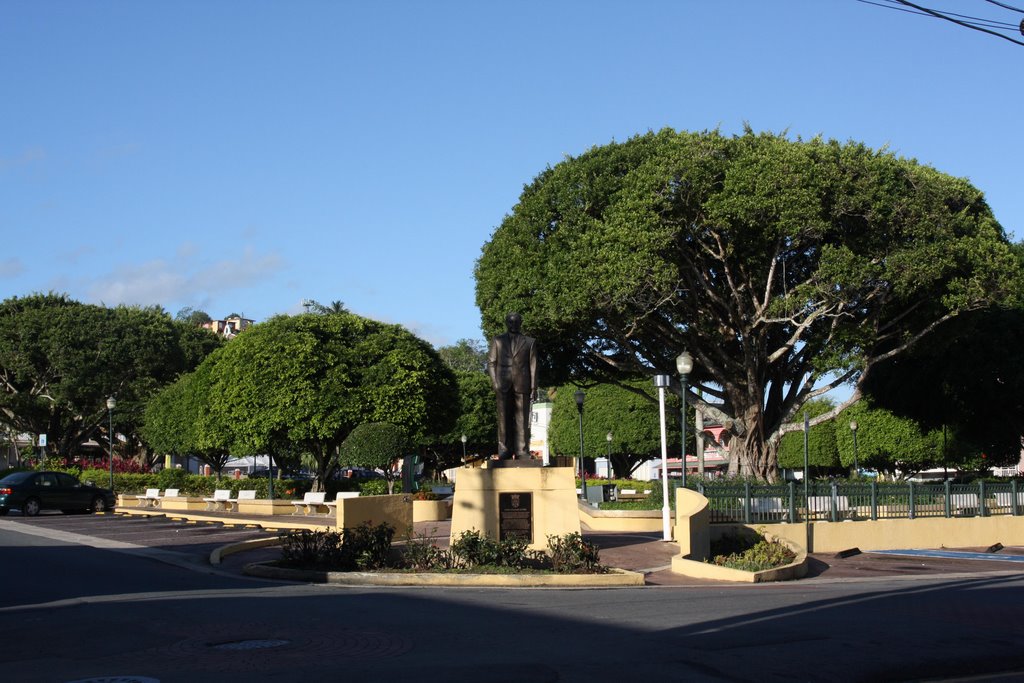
[585,484,618,505]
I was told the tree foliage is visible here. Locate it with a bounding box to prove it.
[437,338,488,374]
[145,312,457,490]
[862,305,1024,468]
[475,128,1020,481]
[548,380,679,478]
[777,399,840,471]
[0,294,221,466]
[338,422,407,493]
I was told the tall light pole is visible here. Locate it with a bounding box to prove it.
[460,434,467,462]
[574,390,587,500]
[606,431,613,480]
[850,420,859,476]
[676,351,694,488]
[654,374,672,541]
[106,396,116,492]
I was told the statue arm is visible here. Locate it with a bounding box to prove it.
[487,338,498,388]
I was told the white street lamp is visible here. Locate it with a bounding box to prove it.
[676,351,694,488]
[106,396,116,492]
[654,374,672,541]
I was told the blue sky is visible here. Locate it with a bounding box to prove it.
[3,1,1021,347]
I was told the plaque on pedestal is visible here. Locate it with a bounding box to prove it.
[499,492,532,543]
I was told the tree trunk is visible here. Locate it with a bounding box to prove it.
[730,404,779,482]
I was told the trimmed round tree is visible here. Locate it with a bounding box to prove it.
[175,312,457,491]
[338,422,408,494]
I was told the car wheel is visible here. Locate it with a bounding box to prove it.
[0,509,8,516]
[90,496,108,513]
[23,498,41,516]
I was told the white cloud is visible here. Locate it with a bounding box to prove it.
[0,257,25,278]
[0,147,46,171]
[85,246,286,310]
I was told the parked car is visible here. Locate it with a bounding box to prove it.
[334,467,385,481]
[0,471,116,516]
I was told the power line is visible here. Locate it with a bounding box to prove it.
[857,0,1024,46]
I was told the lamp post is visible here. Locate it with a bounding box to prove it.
[606,431,613,480]
[461,434,467,462]
[574,390,586,500]
[106,396,116,491]
[654,374,672,540]
[850,420,859,476]
[676,351,694,488]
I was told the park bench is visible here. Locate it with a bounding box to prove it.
[292,491,327,516]
[324,491,360,516]
[806,495,852,520]
[950,493,981,516]
[617,488,652,501]
[135,488,161,508]
[203,489,232,511]
[225,489,256,513]
[994,491,1024,510]
[744,496,787,521]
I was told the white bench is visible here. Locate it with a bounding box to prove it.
[950,493,980,515]
[994,491,1024,509]
[744,497,787,520]
[203,489,232,511]
[807,495,852,520]
[135,488,161,508]
[225,489,256,513]
[292,491,327,516]
[324,491,360,516]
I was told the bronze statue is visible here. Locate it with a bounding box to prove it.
[488,312,537,460]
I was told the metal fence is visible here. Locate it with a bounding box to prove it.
[694,480,1024,524]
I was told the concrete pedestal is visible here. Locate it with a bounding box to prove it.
[449,465,581,551]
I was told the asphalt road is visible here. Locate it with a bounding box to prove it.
[2,514,1024,683]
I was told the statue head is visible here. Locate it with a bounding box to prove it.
[505,312,522,334]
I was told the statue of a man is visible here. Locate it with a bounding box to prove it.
[488,312,537,460]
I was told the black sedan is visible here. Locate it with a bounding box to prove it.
[0,471,116,516]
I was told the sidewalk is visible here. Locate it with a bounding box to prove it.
[206,513,1024,586]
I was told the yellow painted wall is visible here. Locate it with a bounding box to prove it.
[450,466,580,550]
[722,515,1024,553]
[336,494,414,540]
[674,488,710,560]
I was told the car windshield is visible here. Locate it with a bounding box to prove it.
[0,471,34,485]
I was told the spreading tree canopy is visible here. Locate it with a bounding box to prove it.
[547,381,681,479]
[475,128,1019,480]
[0,293,221,464]
[146,312,457,490]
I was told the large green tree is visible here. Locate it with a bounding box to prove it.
[548,380,680,478]
[169,312,457,490]
[475,128,1019,481]
[0,294,220,465]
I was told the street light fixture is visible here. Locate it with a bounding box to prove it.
[461,434,467,462]
[606,431,613,480]
[676,351,694,488]
[850,420,859,475]
[574,390,587,500]
[654,374,672,541]
[106,396,116,492]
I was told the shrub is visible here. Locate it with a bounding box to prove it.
[711,530,795,572]
[279,522,395,571]
[547,533,605,574]
[358,479,388,496]
[448,529,537,569]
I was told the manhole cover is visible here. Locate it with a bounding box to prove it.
[210,639,291,651]
[67,677,160,683]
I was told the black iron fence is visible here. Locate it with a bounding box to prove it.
[694,480,1024,524]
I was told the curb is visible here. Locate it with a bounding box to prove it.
[242,561,646,587]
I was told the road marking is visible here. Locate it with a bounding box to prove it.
[869,549,1024,563]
